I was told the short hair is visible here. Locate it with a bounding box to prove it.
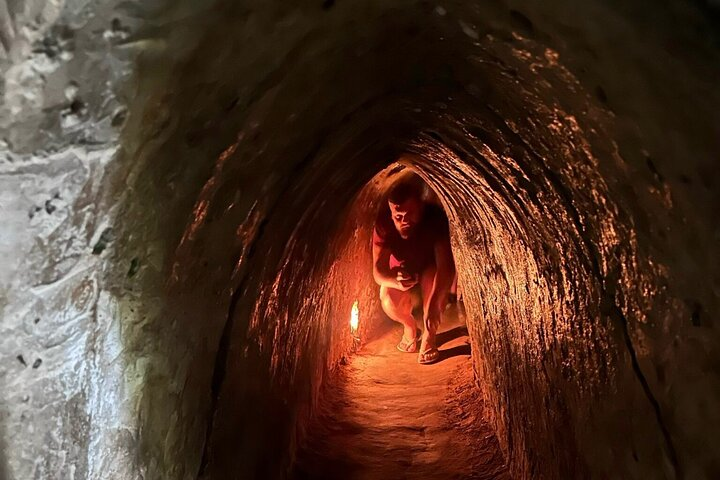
[387,176,424,204]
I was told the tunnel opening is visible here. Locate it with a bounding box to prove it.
[197,112,622,480]
[288,160,510,480]
[198,143,526,480]
[188,83,685,478]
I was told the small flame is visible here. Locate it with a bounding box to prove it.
[350,300,359,332]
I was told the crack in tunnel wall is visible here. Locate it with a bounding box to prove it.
[1,0,719,479]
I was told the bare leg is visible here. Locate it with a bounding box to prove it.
[449,271,458,302]
[379,285,417,346]
[419,265,448,356]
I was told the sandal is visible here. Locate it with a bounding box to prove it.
[396,335,419,353]
[418,347,440,364]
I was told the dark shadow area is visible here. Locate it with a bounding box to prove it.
[436,325,469,347]
[438,344,472,362]
[291,367,367,480]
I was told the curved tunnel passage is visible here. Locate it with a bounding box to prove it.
[193,95,668,479]
[1,1,719,480]
[117,3,718,480]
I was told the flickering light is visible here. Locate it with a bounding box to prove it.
[350,300,359,332]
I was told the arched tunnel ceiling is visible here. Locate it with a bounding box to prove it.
[0,1,719,479]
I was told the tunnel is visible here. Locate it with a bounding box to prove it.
[1,0,719,479]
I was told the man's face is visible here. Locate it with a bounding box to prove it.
[389,197,424,239]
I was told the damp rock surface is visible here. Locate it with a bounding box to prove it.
[1,1,719,480]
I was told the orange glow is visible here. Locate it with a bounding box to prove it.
[350,300,359,332]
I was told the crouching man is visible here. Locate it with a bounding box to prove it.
[372,175,455,364]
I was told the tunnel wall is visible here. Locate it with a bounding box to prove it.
[195,139,394,478]
[1,0,719,479]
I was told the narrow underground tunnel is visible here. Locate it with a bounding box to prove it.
[197,144,524,480]
[289,164,508,480]
[178,71,717,479]
[194,111,645,480]
[1,1,719,480]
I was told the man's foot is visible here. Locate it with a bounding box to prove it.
[396,335,418,353]
[397,326,420,353]
[418,332,439,364]
[418,347,439,364]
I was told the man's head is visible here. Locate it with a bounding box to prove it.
[387,176,425,239]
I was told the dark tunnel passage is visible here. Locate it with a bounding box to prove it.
[189,101,675,480]
[1,1,719,480]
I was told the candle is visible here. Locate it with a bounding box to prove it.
[350,300,359,332]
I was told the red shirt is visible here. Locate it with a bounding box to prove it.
[372,203,449,276]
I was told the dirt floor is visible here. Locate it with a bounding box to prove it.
[293,304,510,480]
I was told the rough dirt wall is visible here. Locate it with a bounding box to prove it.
[1,0,719,479]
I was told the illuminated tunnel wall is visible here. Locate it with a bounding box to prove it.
[0,1,718,480]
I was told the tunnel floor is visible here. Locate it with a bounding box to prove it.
[293,306,509,480]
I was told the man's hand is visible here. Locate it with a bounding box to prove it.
[395,270,418,291]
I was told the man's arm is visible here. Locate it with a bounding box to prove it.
[372,241,416,290]
[424,237,455,332]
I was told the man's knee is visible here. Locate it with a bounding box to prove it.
[379,286,392,311]
[380,286,411,316]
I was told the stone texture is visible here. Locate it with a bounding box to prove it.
[1,0,719,479]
